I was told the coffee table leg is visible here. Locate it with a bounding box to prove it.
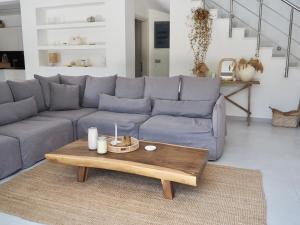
[77,167,89,182]
[161,180,174,200]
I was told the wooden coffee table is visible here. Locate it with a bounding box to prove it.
[45,139,208,200]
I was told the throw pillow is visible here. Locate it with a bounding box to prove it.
[49,83,80,111]
[0,97,38,126]
[82,75,117,108]
[34,74,60,108]
[152,99,215,118]
[7,79,46,112]
[59,74,87,105]
[98,94,151,115]
[115,77,145,99]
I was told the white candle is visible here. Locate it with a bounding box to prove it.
[88,127,98,150]
[97,137,107,154]
[114,123,117,143]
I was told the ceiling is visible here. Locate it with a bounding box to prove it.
[154,0,170,12]
[0,0,20,15]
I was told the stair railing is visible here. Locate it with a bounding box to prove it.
[205,0,300,78]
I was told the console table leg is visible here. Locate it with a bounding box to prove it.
[161,180,174,200]
[77,167,88,182]
[247,85,252,126]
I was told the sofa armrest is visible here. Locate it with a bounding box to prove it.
[212,95,226,138]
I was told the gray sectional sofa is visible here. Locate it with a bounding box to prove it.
[0,75,226,180]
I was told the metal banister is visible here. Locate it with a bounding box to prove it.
[281,0,300,12]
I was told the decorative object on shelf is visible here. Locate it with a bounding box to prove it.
[269,101,300,128]
[233,58,264,82]
[48,52,59,66]
[69,36,83,45]
[87,16,96,23]
[218,58,237,81]
[97,136,108,154]
[0,20,5,28]
[107,137,139,153]
[189,7,213,77]
[88,127,98,150]
[145,145,157,152]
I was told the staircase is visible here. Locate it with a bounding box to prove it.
[204,0,300,78]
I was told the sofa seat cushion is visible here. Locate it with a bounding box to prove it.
[139,115,218,160]
[77,111,149,138]
[39,108,97,139]
[0,135,22,179]
[0,116,73,168]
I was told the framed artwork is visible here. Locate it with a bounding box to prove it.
[154,21,170,49]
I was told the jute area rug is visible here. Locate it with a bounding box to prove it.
[0,162,266,225]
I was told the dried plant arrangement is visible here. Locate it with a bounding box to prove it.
[234,58,264,73]
[189,7,213,77]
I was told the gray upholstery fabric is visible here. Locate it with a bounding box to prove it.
[7,79,46,112]
[0,97,38,126]
[34,74,60,108]
[115,77,145,99]
[50,83,80,111]
[0,135,22,179]
[0,81,14,104]
[77,111,149,138]
[99,94,151,115]
[82,75,117,108]
[0,116,73,168]
[139,115,222,160]
[60,75,87,105]
[144,76,180,100]
[152,99,215,118]
[39,108,97,139]
[212,95,226,160]
[180,76,220,101]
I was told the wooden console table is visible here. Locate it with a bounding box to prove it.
[221,80,260,126]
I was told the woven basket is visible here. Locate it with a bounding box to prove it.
[107,137,139,154]
[269,104,300,128]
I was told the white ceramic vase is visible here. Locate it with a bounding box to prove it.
[238,65,256,82]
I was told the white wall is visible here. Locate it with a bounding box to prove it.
[20,0,135,79]
[0,14,23,51]
[170,0,300,119]
[148,9,169,77]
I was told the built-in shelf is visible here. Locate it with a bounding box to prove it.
[36,22,106,30]
[38,44,106,50]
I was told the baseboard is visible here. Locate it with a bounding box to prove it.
[226,115,272,123]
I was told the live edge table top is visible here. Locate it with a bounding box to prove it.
[46,139,208,187]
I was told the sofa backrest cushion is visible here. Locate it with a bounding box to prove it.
[83,75,117,108]
[0,97,38,126]
[144,76,180,100]
[59,74,87,105]
[115,77,145,99]
[99,94,151,115]
[180,76,220,101]
[7,79,46,112]
[49,83,80,111]
[152,99,215,118]
[34,74,60,108]
[0,81,14,104]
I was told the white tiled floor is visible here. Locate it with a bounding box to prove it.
[0,120,300,225]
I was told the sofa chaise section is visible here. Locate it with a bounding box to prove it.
[77,111,150,139]
[0,116,73,168]
[0,135,22,179]
[139,95,226,160]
